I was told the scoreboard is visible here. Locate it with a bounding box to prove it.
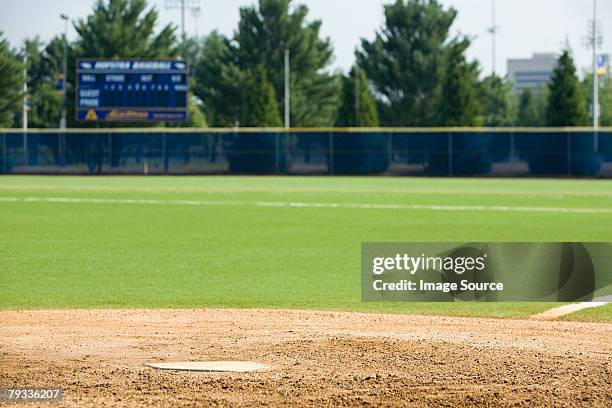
[76,59,188,122]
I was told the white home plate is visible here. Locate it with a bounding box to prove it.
[145,361,270,372]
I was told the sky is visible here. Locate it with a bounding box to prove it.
[0,0,610,77]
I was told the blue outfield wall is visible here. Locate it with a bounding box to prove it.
[0,128,611,177]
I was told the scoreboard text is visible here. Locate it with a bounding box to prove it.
[76,59,188,122]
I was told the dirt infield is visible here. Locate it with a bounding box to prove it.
[1,309,610,407]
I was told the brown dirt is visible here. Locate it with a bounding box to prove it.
[0,309,610,407]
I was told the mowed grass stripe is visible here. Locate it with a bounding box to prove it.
[1,196,612,214]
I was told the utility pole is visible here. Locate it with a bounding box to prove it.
[354,65,360,127]
[192,6,201,37]
[284,49,290,129]
[181,0,185,41]
[487,0,500,75]
[592,0,599,129]
[583,0,602,130]
[22,51,27,130]
[60,14,69,130]
[165,0,200,43]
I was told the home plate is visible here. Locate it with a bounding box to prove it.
[145,361,270,372]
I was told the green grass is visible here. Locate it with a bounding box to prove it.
[560,303,612,321]
[0,176,611,320]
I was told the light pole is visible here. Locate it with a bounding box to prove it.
[60,14,69,130]
[165,0,200,43]
[354,64,360,127]
[486,0,500,76]
[284,49,290,129]
[22,49,27,130]
[191,6,201,37]
[592,0,599,130]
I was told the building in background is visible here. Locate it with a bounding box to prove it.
[507,53,557,92]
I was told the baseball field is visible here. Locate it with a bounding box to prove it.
[1,176,611,406]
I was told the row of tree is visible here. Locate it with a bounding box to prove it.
[0,0,610,129]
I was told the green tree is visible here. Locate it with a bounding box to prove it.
[11,38,40,128]
[178,36,202,76]
[23,38,44,88]
[358,0,459,126]
[0,33,23,127]
[15,36,67,128]
[479,74,516,126]
[600,75,612,126]
[437,41,480,126]
[169,37,208,128]
[335,66,379,127]
[193,32,244,127]
[74,0,177,58]
[187,99,207,127]
[240,65,283,127]
[27,83,63,128]
[546,50,588,126]
[516,88,548,127]
[39,36,76,127]
[195,0,339,127]
[582,73,612,127]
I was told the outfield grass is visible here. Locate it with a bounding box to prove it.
[561,303,612,321]
[0,176,611,320]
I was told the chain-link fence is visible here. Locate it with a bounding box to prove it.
[1,128,611,176]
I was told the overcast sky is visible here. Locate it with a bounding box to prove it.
[1,0,610,77]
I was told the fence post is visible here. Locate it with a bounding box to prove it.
[57,132,61,169]
[23,131,28,166]
[1,132,5,174]
[162,132,167,175]
[448,132,453,176]
[107,132,112,174]
[388,132,393,172]
[285,131,291,174]
[329,132,334,175]
[58,131,64,169]
[567,131,572,176]
[275,131,280,174]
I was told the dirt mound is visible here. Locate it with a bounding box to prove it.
[1,309,610,407]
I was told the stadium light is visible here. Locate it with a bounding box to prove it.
[486,0,501,75]
[191,5,201,37]
[165,0,200,42]
[60,14,69,130]
[591,0,601,130]
[583,0,603,135]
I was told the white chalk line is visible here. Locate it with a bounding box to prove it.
[531,296,611,320]
[3,185,612,199]
[0,196,611,215]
